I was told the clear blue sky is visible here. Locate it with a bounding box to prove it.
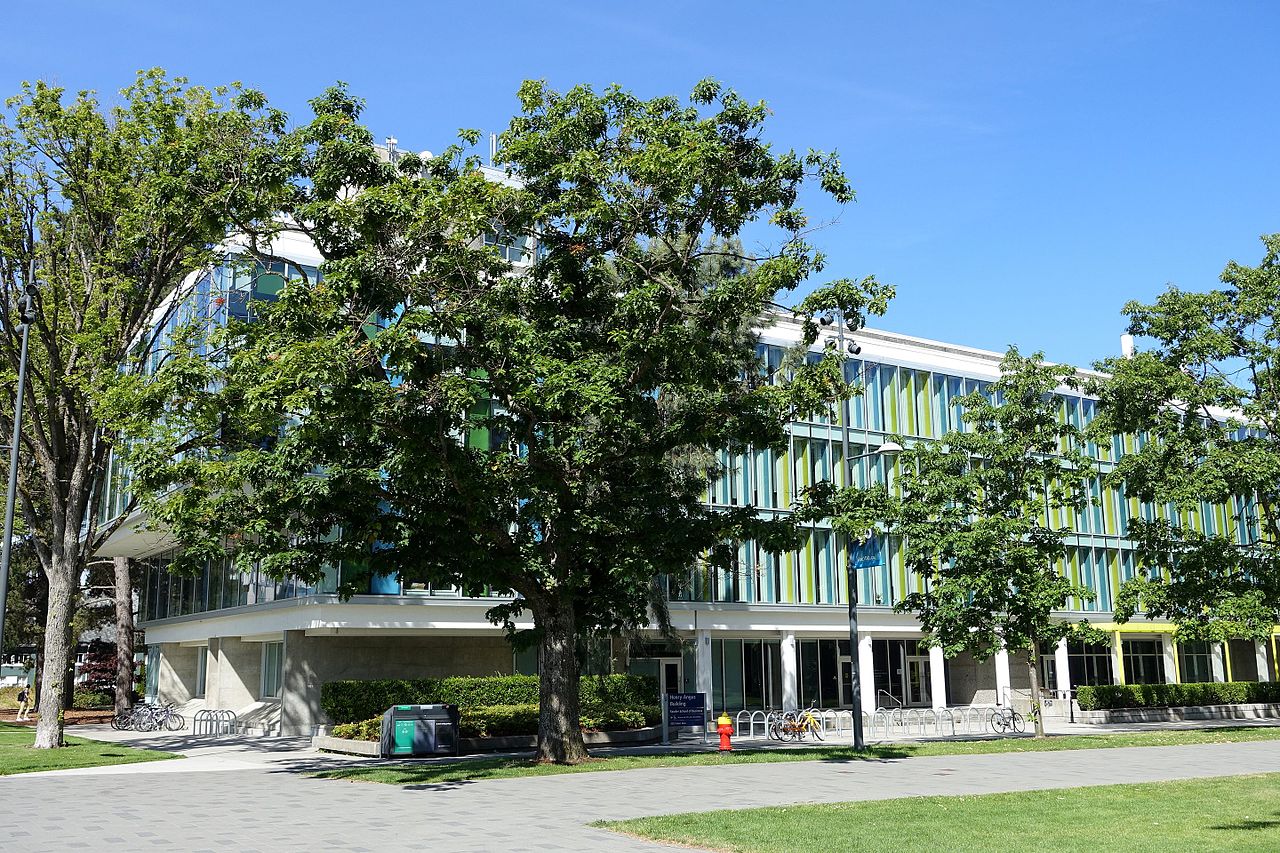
[4,1,1276,367]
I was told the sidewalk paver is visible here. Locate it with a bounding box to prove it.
[2,737,1278,851]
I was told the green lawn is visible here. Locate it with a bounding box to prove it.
[315,724,1280,785]
[0,723,179,775]
[599,773,1280,853]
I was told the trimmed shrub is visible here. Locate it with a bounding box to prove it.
[329,703,659,742]
[1077,681,1280,711]
[332,717,381,741]
[320,674,658,725]
[73,689,114,709]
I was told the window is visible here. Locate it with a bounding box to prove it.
[484,227,533,264]
[195,648,208,698]
[1178,640,1214,683]
[1122,639,1166,685]
[1067,641,1114,687]
[261,642,283,699]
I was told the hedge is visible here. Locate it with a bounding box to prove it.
[330,703,661,741]
[1076,681,1280,711]
[320,674,659,724]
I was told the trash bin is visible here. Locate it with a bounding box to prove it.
[379,704,460,757]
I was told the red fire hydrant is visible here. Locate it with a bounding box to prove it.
[717,712,733,752]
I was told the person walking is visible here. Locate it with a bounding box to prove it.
[16,682,32,721]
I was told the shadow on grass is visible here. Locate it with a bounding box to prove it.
[1211,812,1280,831]
[308,744,919,787]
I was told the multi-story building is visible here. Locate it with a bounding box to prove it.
[98,226,1277,737]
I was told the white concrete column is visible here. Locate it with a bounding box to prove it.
[1160,633,1178,684]
[695,629,713,726]
[1255,641,1271,683]
[858,634,875,713]
[1210,642,1226,683]
[1054,637,1071,696]
[928,644,946,709]
[994,647,1011,706]
[780,631,798,710]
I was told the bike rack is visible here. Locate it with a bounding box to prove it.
[733,710,773,739]
[192,708,238,736]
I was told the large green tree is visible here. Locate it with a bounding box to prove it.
[817,348,1097,736]
[0,70,281,747]
[135,80,892,763]
[1092,235,1280,641]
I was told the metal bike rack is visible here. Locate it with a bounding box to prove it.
[192,709,238,736]
[733,710,772,739]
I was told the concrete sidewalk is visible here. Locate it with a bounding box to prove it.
[3,734,1279,851]
[24,715,1280,779]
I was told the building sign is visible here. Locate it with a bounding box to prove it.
[665,692,706,727]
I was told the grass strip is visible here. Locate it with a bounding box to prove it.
[314,724,1280,785]
[598,773,1280,853]
[0,722,179,775]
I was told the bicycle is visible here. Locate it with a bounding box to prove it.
[768,706,826,742]
[989,706,1025,734]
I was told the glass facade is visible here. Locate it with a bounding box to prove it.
[1178,640,1214,683]
[109,274,1255,630]
[1067,641,1114,687]
[1122,639,1166,684]
[261,642,283,699]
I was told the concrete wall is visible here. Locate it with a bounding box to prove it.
[156,643,200,704]
[946,651,997,705]
[280,633,515,735]
[211,636,264,709]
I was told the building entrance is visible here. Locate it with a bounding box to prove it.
[872,639,933,708]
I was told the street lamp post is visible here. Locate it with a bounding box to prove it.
[0,285,36,661]
[821,308,900,750]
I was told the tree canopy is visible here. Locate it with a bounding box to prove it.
[1092,234,1280,641]
[815,348,1099,736]
[134,79,893,762]
[0,69,283,747]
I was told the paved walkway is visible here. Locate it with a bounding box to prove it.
[3,735,1279,851]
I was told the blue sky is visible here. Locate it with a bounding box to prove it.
[3,1,1276,367]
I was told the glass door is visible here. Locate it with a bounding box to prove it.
[905,656,931,706]
[659,658,682,696]
[838,655,854,708]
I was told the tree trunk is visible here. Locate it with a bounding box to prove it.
[1026,639,1046,739]
[113,556,135,714]
[534,596,588,764]
[34,563,76,748]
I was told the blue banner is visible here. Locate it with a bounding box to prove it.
[851,537,883,569]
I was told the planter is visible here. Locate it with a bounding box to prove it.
[313,725,661,757]
[1078,702,1280,725]
[314,734,381,756]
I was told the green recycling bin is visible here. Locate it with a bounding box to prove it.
[378,704,460,757]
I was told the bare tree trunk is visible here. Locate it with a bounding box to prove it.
[34,562,76,748]
[1027,639,1046,739]
[113,556,134,715]
[534,596,588,764]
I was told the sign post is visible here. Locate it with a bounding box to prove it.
[663,692,706,745]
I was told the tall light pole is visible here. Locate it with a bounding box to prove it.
[0,284,36,662]
[821,309,900,749]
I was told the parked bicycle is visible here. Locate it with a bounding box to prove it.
[988,706,1025,734]
[767,705,825,742]
[111,702,184,732]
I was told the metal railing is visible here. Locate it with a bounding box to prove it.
[876,689,904,709]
